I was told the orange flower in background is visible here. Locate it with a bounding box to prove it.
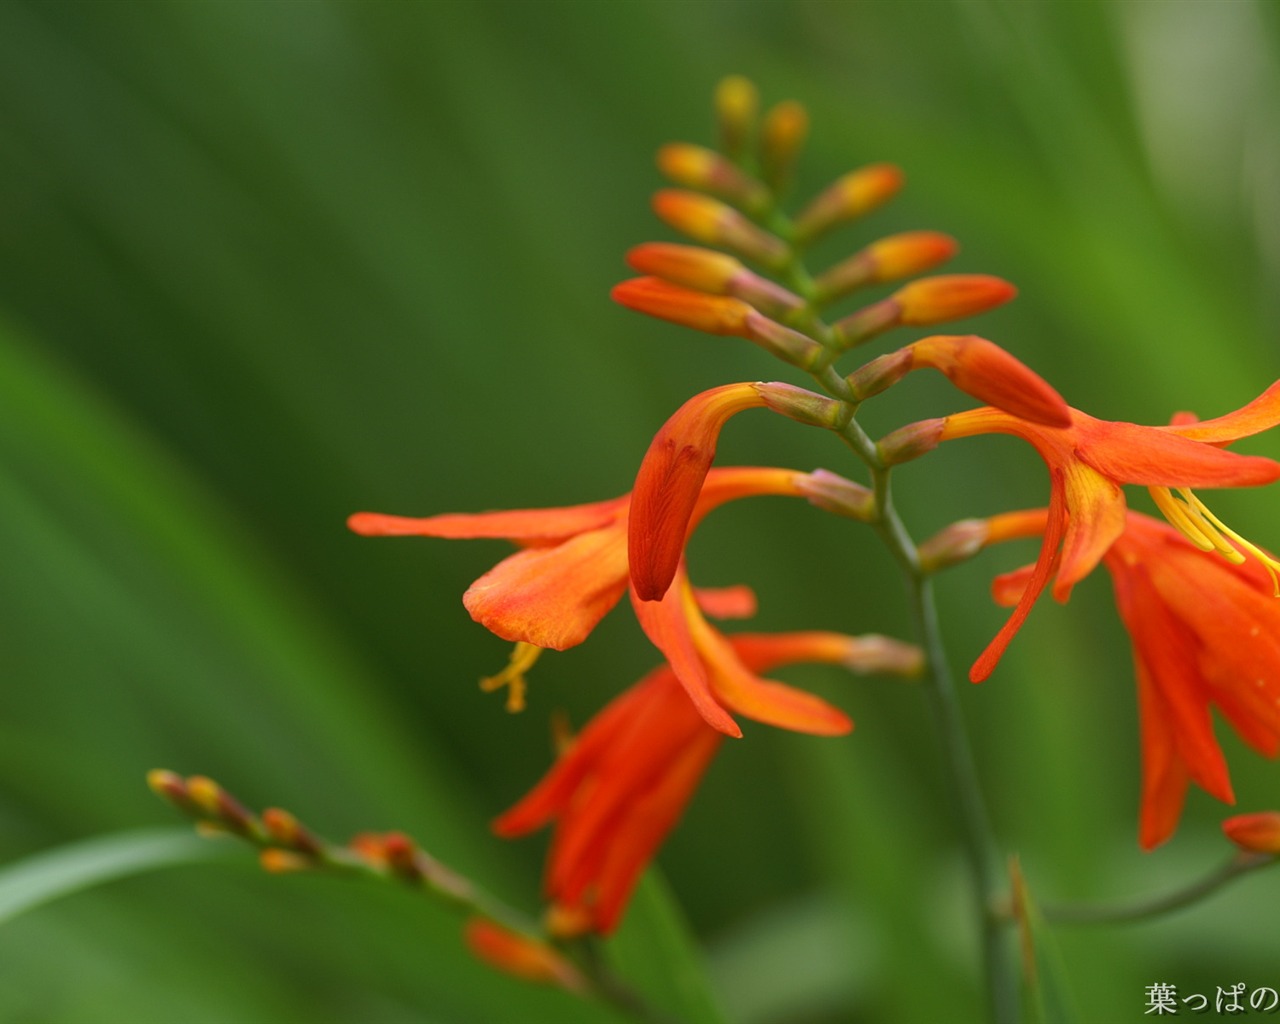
[941,383,1280,681]
[1222,812,1280,855]
[494,628,921,936]
[979,508,1280,850]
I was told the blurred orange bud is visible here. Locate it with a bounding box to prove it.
[1222,812,1280,854]
[146,769,191,809]
[908,335,1069,427]
[464,918,588,994]
[715,75,759,158]
[846,349,914,401]
[626,243,804,318]
[814,231,958,304]
[261,807,322,855]
[259,849,312,874]
[183,775,260,838]
[877,418,946,466]
[653,190,788,269]
[796,468,875,521]
[893,274,1016,325]
[917,519,991,573]
[760,100,809,189]
[794,164,903,245]
[842,634,926,677]
[657,143,767,210]
[612,277,751,335]
[754,381,847,429]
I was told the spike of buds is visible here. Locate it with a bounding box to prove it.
[715,75,759,160]
[612,277,822,367]
[653,190,788,270]
[626,243,804,319]
[793,164,904,246]
[813,231,958,305]
[657,143,768,212]
[796,468,875,521]
[877,418,946,467]
[831,275,1017,351]
[847,335,1069,427]
[465,918,588,994]
[760,101,809,191]
[1222,812,1280,854]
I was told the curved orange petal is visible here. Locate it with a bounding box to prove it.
[693,584,758,620]
[347,497,624,541]
[1078,417,1280,488]
[1162,380,1280,444]
[1053,461,1127,599]
[464,526,628,650]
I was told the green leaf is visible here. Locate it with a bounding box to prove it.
[0,829,230,926]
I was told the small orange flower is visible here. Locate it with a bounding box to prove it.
[350,464,810,653]
[980,509,1280,849]
[494,628,919,935]
[941,384,1280,681]
[1222,812,1280,855]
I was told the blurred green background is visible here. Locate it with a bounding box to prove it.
[1,1,1277,1021]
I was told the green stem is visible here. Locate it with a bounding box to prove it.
[1039,852,1276,926]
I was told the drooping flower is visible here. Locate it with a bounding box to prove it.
[978,508,1280,849]
[493,628,921,936]
[938,383,1280,681]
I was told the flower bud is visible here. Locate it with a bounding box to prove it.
[185,775,261,839]
[715,75,759,159]
[147,769,194,811]
[842,634,925,678]
[846,349,913,400]
[814,231,958,304]
[760,101,809,190]
[793,164,903,245]
[259,849,313,874]
[653,190,788,269]
[626,243,805,319]
[908,335,1070,427]
[465,918,588,994]
[1222,812,1280,854]
[742,310,825,368]
[797,468,875,521]
[612,277,752,335]
[893,274,1016,325]
[917,519,991,574]
[877,418,946,466]
[753,381,847,429]
[657,142,768,211]
[829,297,902,351]
[261,807,323,855]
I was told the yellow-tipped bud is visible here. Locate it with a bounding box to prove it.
[1223,812,1280,854]
[760,100,809,190]
[715,75,759,159]
[625,243,805,318]
[657,143,767,211]
[259,849,313,874]
[794,164,904,245]
[261,807,323,855]
[146,769,189,807]
[892,274,1016,325]
[814,231,958,304]
[653,190,788,269]
[612,277,752,335]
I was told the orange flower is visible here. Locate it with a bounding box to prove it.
[463,918,587,993]
[494,628,920,936]
[982,509,1280,850]
[941,384,1280,681]
[1222,812,1280,855]
[349,464,810,654]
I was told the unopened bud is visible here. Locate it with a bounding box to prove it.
[918,519,991,574]
[796,468,875,521]
[466,918,588,994]
[829,297,902,351]
[794,164,903,245]
[657,143,768,211]
[843,634,925,678]
[626,243,804,319]
[893,275,1016,325]
[653,190,788,269]
[814,231,958,304]
[753,381,848,429]
[877,418,946,466]
[259,849,313,874]
[1222,812,1280,855]
[612,277,751,335]
[147,769,193,811]
[909,335,1069,427]
[715,75,759,160]
[742,310,824,368]
[760,101,809,191]
[261,807,323,855]
[545,902,595,940]
[185,775,260,839]
[381,831,422,880]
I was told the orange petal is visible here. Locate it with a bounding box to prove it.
[464,526,628,650]
[347,496,623,541]
[693,584,758,620]
[1053,461,1127,599]
[611,277,752,336]
[909,335,1069,427]
[1163,380,1280,444]
[464,919,586,993]
[1222,811,1280,854]
[1079,417,1280,488]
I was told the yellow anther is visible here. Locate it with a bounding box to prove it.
[1151,486,1280,596]
[479,642,543,713]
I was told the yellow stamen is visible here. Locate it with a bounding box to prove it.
[1150,486,1280,596]
[479,642,543,713]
